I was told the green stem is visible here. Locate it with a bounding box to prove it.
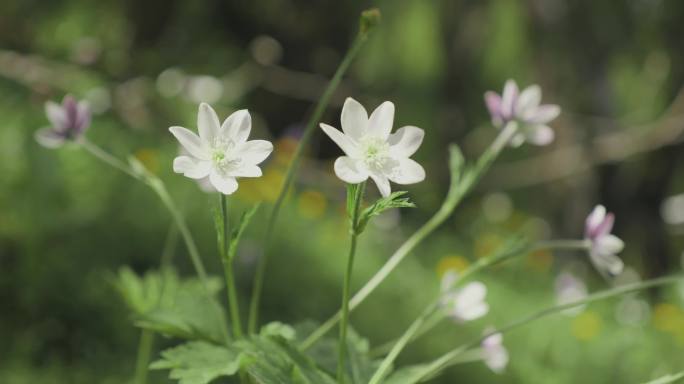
[247,28,372,334]
[411,275,684,382]
[368,300,439,384]
[301,123,519,350]
[220,195,244,339]
[337,182,366,384]
[134,329,154,384]
[80,138,139,179]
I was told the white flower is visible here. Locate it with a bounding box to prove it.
[555,271,588,316]
[35,95,91,148]
[484,80,560,147]
[170,103,273,195]
[319,97,425,197]
[585,205,625,276]
[481,329,509,373]
[440,270,489,322]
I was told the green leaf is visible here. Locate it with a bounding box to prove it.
[260,322,296,341]
[382,364,432,384]
[447,144,465,187]
[356,191,415,234]
[238,335,336,384]
[228,203,261,261]
[114,266,226,343]
[346,183,360,219]
[150,341,243,384]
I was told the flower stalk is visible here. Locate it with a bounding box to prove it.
[219,194,244,339]
[337,181,366,383]
[247,11,378,333]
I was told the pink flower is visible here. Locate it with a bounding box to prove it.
[481,328,509,373]
[484,80,560,146]
[585,205,624,277]
[35,95,91,148]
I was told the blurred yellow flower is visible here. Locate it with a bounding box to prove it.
[652,303,684,333]
[474,233,502,259]
[298,190,327,219]
[436,256,470,277]
[134,148,159,174]
[571,311,602,341]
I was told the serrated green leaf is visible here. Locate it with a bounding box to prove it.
[113,266,180,315]
[228,203,261,261]
[150,341,243,384]
[356,191,415,234]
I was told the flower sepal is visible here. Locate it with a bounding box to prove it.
[354,190,415,235]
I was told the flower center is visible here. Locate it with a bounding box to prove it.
[211,138,241,173]
[359,136,390,169]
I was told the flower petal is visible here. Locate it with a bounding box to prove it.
[320,123,360,157]
[595,234,624,255]
[334,156,369,184]
[367,101,395,140]
[585,205,607,237]
[221,109,251,143]
[387,158,425,185]
[341,97,368,140]
[239,140,273,165]
[590,250,624,276]
[528,104,560,124]
[173,156,212,179]
[458,281,487,305]
[515,85,542,118]
[230,164,262,178]
[45,101,66,131]
[369,172,391,197]
[455,301,489,321]
[525,125,555,146]
[388,126,424,157]
[197,103,221,142]
[169,126,209,160]
[484,91,502,120]
[210,170,239,195]
[35,128,65,148]
[75,101,91,133]
[501,80,518,119]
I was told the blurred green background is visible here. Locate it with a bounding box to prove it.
[2,0,684,383]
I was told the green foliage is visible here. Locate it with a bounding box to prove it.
[382,364,432,384]
[356,191,416,234]
[448,144,465,186]
[114,266,226,343]
[150,341,244,384]
[229,203,261,261]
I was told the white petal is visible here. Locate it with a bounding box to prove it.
[528,104,560,124]
[515,85,541,117]
[501,80,518,118]
[590,250,624,276]
[45,101,66,130]
[320,123,360,157]
[35,128,65,148]
[387,158,425,185]
[526,125,555,146]
[586,205,607,233]
[340,97,368,140]
[367,101,395,140]
[209,171,239,195]
[230,164,262,178]
[169,126,209,160]
[369,172,391,197]
[458,282,487,305]
[334,156,369,184]
[455,302,489,321]
[388,126,424,157]
[596,234,624,255]
[197,103,220,141]
[173,156,211,179]
[239,140,273,165]
[484,347,509,373]
[221,109,251,143]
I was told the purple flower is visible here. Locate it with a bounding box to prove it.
[484,80,560,146]
[585,205,624,277]
[35,95,91,148]
[481,328,508,373]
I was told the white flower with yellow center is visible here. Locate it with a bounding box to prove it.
[169,103,273,195]
[319,97,425,197]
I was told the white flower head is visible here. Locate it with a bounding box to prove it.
[481,328,509,373]
[440,270,489,322]
[319,97,426,197]
[484,80,560,147]
[35,94,91,148]
[170,103,273,195]
[585,205,625,277]
[555,271,588,316]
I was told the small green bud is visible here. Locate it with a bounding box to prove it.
[359,8,381,35]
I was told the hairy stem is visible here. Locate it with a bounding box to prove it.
[133,329,154,384]
[337,182,366,383]
[301,123,519,349]
[247,26,372,334]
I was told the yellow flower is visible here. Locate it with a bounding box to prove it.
[436,256,470,278]
[571,311,602,341]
